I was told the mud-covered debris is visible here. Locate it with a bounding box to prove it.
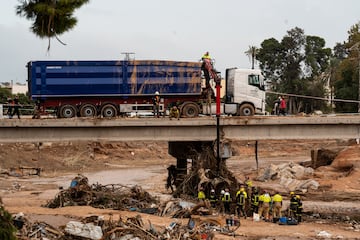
[44,174,159,211]
[64,221,103,240]
[172,145,240,199]
[256,162,318,192]
[159,199,214,218]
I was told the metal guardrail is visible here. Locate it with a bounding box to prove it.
[0,104,55,119]
[0,104,38,118]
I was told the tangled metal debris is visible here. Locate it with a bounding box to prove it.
[13,213,240,240]
[44,174,159,211]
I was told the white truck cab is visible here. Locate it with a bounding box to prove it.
[224,68,266,116]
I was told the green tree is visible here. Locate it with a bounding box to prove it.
[257,27,332,114]
[16,0,89,50]
[257,38,283,87]
[244,46,259,69]
[0,88,12,103]
[332,22,360,112]
[0,198,17,240]
[334,61,358,112]
[304,36,331,77]
[333,42,347,60]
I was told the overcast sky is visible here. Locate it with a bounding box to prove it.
[1,0,360,84]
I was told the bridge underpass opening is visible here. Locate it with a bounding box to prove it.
[168,141,232,187]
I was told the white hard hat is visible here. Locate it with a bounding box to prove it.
[211,189,215,193]
[220,190,225,194]
[155,91,159,95]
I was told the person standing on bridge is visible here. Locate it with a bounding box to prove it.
[273,97,281,115]
[279,96,287,116]
[11,95,21,119]
[153,91,161,118]
[201,51,213,88]
[6,97,13,119]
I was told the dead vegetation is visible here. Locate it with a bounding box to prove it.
[44,174,159,211]
[173,145,240,198]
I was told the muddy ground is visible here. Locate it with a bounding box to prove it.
[1,139,360,239]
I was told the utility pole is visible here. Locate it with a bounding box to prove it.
[349,42,360,112]
[214,72,222,173]
[121,52,135,61]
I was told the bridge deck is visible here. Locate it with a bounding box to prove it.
[0,116,360,142]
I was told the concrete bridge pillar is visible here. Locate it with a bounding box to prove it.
[168,141,232,186]
[168,141,213,186]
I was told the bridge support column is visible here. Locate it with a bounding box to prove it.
[168,141,213,186]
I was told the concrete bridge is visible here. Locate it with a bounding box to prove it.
[2,115,359,180]
[1,115,360,143]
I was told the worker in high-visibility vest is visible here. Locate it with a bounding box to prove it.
[296,195,303,223]
[208,189,218,208]
[245,176,253,204]
[251,187,260,214]
[198,187,206,202]
[258,190,271,221]
[201,51,213,88]
[235,187,247,218]
[221,188,232,214]
[272,192,283,220]
[289,191,298,219]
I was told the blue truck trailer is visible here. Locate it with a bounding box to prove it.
[27,60,266,118]
[27,60,207,118]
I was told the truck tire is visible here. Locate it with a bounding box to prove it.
[182,103,199,118]
[80,104,97,117]
[59,104,77,118]
[239,103,255,116]
[101,104,117,118]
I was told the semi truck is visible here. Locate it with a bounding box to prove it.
[27,60,266,118]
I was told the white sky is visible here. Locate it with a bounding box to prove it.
[1,0,359,84]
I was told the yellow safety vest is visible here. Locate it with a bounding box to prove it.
[202,54,211,59]
[263,194,271,203]
[222,192,231,202]
[198,191,206,200]
[245,180,253,188]
[272,194,283,202]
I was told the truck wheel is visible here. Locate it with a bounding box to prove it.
[101,104,117,118]
[59,105,77,118]
[239,103,255,116]
[182,103,199,118]
[80,104,97,117]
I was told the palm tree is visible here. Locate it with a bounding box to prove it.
[16,0,90,50]
[244,46,259,69]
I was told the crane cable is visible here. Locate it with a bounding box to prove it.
[266,91,360,104]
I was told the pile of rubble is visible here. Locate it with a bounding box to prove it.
[10,210,239,239]
[256,162,319,192]
[44,174,158,211]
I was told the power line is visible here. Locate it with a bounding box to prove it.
[266,91,360,104]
